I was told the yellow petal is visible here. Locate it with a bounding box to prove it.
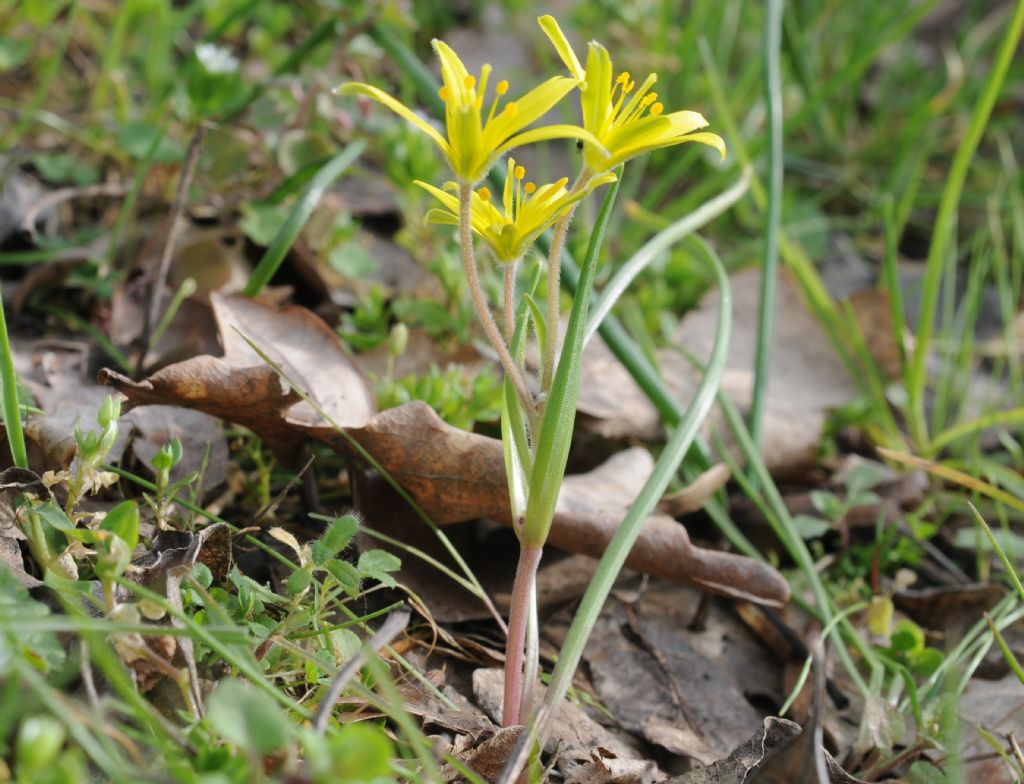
[537,16,585,82]
[337,83,449,156]
[682,131,727,159]
[413,179,459,212]
[424,208,459,227]
[432,39,473,106]
[483,76,578,146]
[602,117,724,167]
[494,123,610,161]
[582,43,613,134]
[664,109,709,135]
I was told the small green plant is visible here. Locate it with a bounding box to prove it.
[339,14,725,729]
[792,461,887,540]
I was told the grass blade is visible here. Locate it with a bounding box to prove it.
[906,0,1024,445]
[585,168,750,344]
[750,0,783,452]
[243,142,365,296]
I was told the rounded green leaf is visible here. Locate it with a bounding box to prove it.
[206,679,292,755]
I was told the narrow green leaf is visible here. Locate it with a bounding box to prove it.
[243,141,365,296]
[522,172,622,546]
[985,613,1024,687]
[969,502,1024,603]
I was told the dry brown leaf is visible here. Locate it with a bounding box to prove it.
[577,268,861,478]
[564,754,658,784]
[347,408,788,607]
[670,717,864,784]
[472,667,645,769]
[0,534,40,589]
[101,293,375,463]
[658,463,731,518]
[844,288,903,379]
[679,267,858,477]
[584,595,765,765]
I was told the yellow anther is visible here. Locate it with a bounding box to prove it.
[464,75,476,88]
[553,177,569,189]
[524,182,536,194]
[624,80,635,93]
[616,72,630,85]
[495,80,509,95]
[439,86,451,101]
[504,102,517,116]
[514,165,525,180]
[478,187,491,202]
[643,93,657,106]
[650,102,664,115]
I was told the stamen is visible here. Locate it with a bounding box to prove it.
[478,187,491,202]
[616,72,630,85]
[514,165,525,180]
[495,80,509,95]
[624,79,635,93]
[464,75,476,89]
[642,93,657,106]
[650,102,664,115]
[439,86,451,101]
[524,182,536,194]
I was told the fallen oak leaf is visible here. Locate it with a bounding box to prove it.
[100,293,375,464]
[342,404,789,606]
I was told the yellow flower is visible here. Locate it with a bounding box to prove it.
[538,15,725,171]
[414,159,615,262]
[337,39,604,184]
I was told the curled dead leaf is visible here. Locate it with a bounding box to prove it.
[100,293,375,463]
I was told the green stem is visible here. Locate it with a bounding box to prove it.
[907,0,1024,447]
[541,174,588,393]
[542,212,569,393]
[751,0,783,451]
[503,258,519,344]
[458,184,534,418]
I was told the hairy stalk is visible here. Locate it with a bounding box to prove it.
[503,258,519,344]
[458,184,534,417]
[541,173,590,393]
[503,544,543,726]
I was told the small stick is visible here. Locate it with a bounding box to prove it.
[142,124,206,363]
[312,605,411,733]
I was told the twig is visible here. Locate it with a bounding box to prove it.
[142,125,206,363]
[20,183,128,240]
[312,605,411,733]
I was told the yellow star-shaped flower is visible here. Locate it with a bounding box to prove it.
[415,158,615,262]
[538,15,725,172]
[337,39,605,184]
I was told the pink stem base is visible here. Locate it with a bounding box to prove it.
[502,544,543,726]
